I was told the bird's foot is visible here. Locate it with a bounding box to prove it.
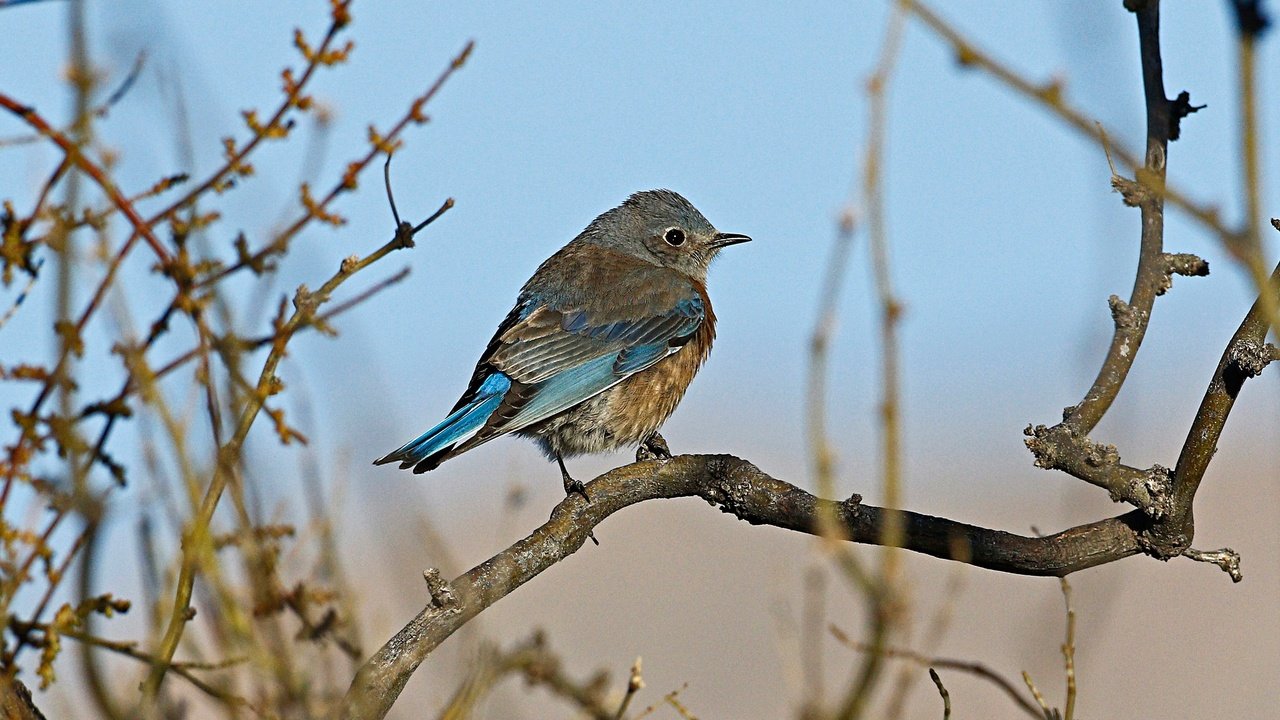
[636,432,673,463]
[563,476,590,503]
[555,455,598,545]
[557,456,590,502]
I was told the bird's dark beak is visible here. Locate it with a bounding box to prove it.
[709,232,752,249]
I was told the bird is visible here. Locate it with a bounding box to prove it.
[374,189,750,497]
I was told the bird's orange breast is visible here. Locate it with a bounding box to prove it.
[600,284,716,444]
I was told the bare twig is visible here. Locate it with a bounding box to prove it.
[0,94,171,262]
[616,657,645,720]
[928,668,950,720]
[1181,546,1243,582]
[834,4,910,718]
[829,624,1041,720]
[1059,579,1076,720]
[140,40,468,699]
[1021,671,1055,720]
[903,0,1234,247]
[436,633,614,720]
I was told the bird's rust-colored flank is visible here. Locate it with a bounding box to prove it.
[601,282,715,443]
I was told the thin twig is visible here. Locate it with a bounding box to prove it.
[615,657,644,720]
[836,3,909,718]
[142,45,468,696]
[1059,579,1076,720]
[903,0,1237,249]
[1021,671,1054,720]
[829,624,1042,720]
[0,94,171,262]
[928,669,950,720]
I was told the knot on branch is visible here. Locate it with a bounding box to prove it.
[1024,424,1117,470]
[700,455,755,522]
[1023,424,1061,468]
[1121,465,1172,520]
[422,568,458,612]
[392,221,416,250]
[292,284,317,317]
[1157,253,1209,295]
[1167,91,1205,142]
[1107,295,1144,332]
[1110,173,1151,207]
[1137,520,1192,561]
[1228,338,1277,378]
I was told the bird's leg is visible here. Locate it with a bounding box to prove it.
[554,454,598,545]
[557,454,589,502]
[636,432,672,463]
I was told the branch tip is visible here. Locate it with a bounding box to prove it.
[928,668,951,720]
[382,149,402,227]
[1182,547,1243,582]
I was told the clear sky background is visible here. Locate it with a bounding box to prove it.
[2,1,1278,718]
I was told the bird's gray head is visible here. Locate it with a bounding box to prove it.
[577,189,750,279]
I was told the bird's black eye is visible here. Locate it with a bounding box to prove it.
[663,228,686,247]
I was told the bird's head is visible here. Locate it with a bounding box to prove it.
[584,189,750,279]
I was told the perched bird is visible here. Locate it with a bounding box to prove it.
[374,189,749,496]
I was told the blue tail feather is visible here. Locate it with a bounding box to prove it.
[375,373,511,470]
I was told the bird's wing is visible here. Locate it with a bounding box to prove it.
[477,289,705,434]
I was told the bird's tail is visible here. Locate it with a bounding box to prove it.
[373,373,511,473]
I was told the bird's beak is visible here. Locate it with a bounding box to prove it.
[709,232,752,249]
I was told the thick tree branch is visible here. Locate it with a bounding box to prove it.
[342,455,1148,720]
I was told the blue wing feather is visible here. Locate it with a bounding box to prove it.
[506,353,622,428]
[614,342,672,375]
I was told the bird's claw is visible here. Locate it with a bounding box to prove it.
[636,433,673,463]
[563,477,590,503]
